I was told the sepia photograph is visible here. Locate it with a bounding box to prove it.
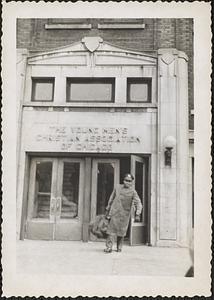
[2,2,211,297]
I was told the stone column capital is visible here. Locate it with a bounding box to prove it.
[17,48,29,56]
[158,48,188,62]
[158,48,179,56]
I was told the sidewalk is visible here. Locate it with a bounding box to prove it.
[17,240,192,276]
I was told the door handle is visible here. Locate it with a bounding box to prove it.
[50,197,56,221]
[56,197,61,215]
[50,198,56,214]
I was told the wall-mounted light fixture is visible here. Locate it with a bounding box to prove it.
[163,136,176,167]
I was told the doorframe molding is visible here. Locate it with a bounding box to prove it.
[82,157,92,242]
[90,158,120,222]
[20,153,30,240]
[147,154,152,245]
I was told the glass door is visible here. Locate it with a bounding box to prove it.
[130,155,147,245]
[26,158,57,240]
[25,158,84,240]
[90,159,120,241]
[55,159,84,240]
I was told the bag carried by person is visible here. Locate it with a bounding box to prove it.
[89,214,109,238]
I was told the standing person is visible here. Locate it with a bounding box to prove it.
[104,173,142,253]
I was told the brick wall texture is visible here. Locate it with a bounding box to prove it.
[17,18,194,129]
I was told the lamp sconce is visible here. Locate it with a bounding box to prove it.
[164,147,173,166]
[163,136,176,167]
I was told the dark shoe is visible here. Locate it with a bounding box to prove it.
[104,248,112,253]
[117,249,122,252]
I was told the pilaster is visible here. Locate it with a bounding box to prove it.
[16,49,28,189]
[157,48,189,247]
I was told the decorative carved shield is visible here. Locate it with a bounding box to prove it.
[82,37,103,52]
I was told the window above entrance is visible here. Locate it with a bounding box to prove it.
[127,78,152,103]
[66,78,115,102]
[31,77,55,102]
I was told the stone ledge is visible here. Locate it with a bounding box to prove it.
[98,23,145,29]
[45,24,92,30]
[23,102,157,109]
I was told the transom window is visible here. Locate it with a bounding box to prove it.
[31,78,55,102]
[66,78,115,102]
[127,78,152,103]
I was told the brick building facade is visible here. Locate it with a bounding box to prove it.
[16,18,194,247]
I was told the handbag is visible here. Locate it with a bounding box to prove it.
[89,214,110,238]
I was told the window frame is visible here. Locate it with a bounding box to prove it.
[66,77,115,103]
[127,77,152,103]
[31,77,55,102]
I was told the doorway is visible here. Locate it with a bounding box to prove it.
[89,155,149,245]
[24,155,150,244]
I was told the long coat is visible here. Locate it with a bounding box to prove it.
[106,184,142,237]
